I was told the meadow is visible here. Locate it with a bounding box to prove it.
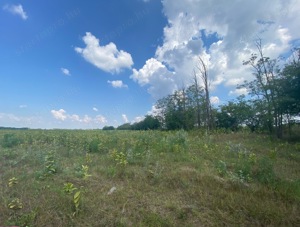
[0,129,299,226]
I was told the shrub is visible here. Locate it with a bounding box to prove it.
[88,139,100,153]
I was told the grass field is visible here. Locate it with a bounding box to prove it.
[0,129,300,226]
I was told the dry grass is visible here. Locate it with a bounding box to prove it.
[0,129,299,226]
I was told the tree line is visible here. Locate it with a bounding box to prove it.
[104,41,300,138]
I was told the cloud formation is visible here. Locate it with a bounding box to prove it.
[131,58,176,99]
[3,4,28,20]
[75,32,133,74]
[51,109,107,124]
[131,0,300,100]
[107,80,128,88]
[122,114,129,123]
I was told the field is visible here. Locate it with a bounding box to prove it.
[0,129,300,226]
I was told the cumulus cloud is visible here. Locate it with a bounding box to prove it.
[95,115,107,124]
[3,4,28,20]
[132,116,145,123]
[51,109,107,124]
[107,80,128,88]
[61,68,71,76]
[132,0,300,100]
[131,58,176,99]
[51,109,67,121]
[93,107,98,112]
[122,114,129,123]
[75,32,133,74]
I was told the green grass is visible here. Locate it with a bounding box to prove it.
[0,129,300,226]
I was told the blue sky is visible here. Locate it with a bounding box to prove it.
[1,0,299,129]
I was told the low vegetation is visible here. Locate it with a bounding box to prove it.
[0,129,300,226]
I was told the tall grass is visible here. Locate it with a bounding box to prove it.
[0,129,299,226]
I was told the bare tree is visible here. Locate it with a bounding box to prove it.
[196,56,213,131]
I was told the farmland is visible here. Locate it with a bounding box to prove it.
[0,129,300,226]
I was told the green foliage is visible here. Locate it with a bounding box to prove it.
[8,198,23,210]
[110,149,128,166]
[44,151,57,175]
[102,125,115,130]
[63,182,77,194]
[0,129,300,226]
[81,165,92,179]
[216,160,227,176]
[73,190,81,215]
[8,177,18,188]
[1,133,21,148]
[88,139,101,153]
[165,129,189,152]
[255,157,276,184]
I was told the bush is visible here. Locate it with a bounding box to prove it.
[88,139,101,153]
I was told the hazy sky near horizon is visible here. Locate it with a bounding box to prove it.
[1,0,299,129]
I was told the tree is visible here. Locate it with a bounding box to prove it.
[132,115,160,130]
[195,56,213,131]
[102,126,115,130]
[117,123,132,130]
[241,39,282,137]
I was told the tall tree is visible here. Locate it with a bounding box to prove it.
[195,56,213,131]
[242,39,282,137]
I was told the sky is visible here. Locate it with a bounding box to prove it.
[1,0,299,129]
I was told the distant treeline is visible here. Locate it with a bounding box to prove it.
[0,127,29,130]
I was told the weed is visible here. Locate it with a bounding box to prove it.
[63,182,77,194]
[216,160,227,176]
[81,165,92,179]
[8,177,18,188]
[73,190,81,216]
[44,151,57,175]
[8,198,23,210]
[110,149,128,166]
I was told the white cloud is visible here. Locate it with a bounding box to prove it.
[93,107,98,112]
[51,109,107,125]
[131,58,177,99]
[107,80,128,88]
[51,109,67,121]
[132,0,300,100]
[75,32,133,74]
[95,115,107,124]
[3,4,28,20]
[229,88,248,96]
[132,116,145,123]
[61,68,71,76]
[122,114,129,123]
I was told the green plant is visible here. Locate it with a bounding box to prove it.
[81,165,92,179]
[255,157,276,184]
[63,182,77,194]
[110,149,128,166]
[8,198,23,210]
[73,190,81,216]
[8,177,18,188]
[2,133,21,148]
[216,160,227,176]
[88,139,100,152]
[44,151,57,175]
